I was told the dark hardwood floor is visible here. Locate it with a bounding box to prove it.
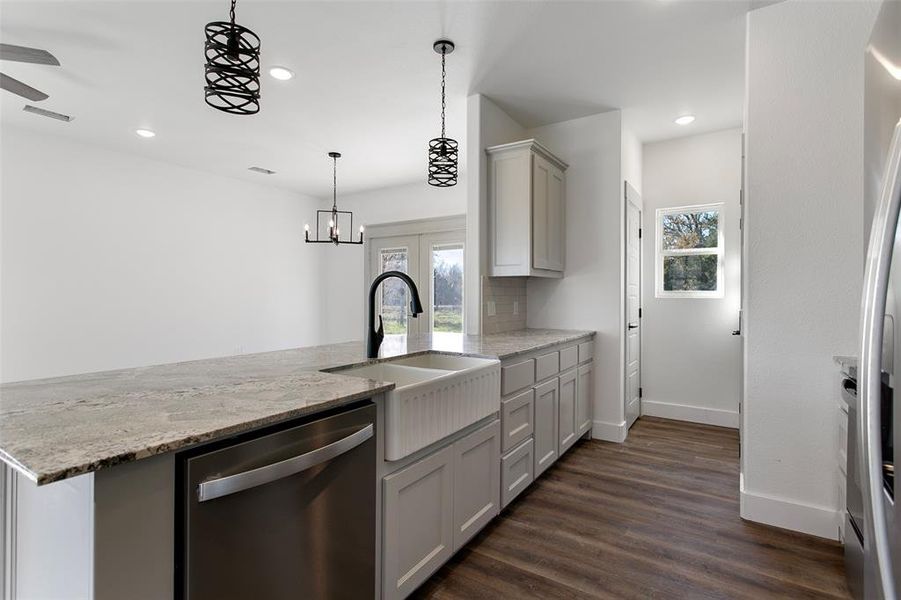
[413,416,849,600]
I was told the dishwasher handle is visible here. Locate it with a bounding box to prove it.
[197,423,374,502]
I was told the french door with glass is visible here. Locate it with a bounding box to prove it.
[368,230,465,337]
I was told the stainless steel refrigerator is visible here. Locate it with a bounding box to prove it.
[856,0,901,598]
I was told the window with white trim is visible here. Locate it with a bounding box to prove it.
[655,204,724,298]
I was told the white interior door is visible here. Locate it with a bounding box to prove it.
[625,183,642,429]
[420,231,465,336]
[369,235,422,336]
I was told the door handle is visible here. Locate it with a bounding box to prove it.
[732,329,741,336]
[628,323,639,330]
[197,423,373,502]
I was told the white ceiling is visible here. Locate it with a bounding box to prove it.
[0,0,751,197]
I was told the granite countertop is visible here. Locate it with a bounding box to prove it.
[0,328,594,486]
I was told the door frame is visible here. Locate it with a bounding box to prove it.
[364,215,466,337]
[624,182,643,430]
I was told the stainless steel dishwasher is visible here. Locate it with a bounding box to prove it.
[175,402,376,600]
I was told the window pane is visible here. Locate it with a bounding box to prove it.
[432,244,464,333]
[380,248,408,334]
[663,255,717,292]
[662,211,719,250]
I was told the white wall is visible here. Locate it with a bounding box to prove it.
[744,0,879,539]
[525,111,627,441]
[319,180,467,344]
[466,95,529,335]
[1,126,325,382]
[641,129,742,427]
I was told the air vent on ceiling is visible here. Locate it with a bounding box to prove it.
[248,166,276,175]
[23,104,72,122]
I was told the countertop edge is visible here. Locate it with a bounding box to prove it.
[19,382,396,486]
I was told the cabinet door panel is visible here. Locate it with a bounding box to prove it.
[533,378,559,477]
[382,446,454,600]
[453,420,500,550]
[577,363,593,436]
[532,155,551,270]
[491,152,531,274]
[546,165,565,272]
[559,369,577,454]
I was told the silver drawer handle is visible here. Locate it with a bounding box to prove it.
[197,423,373,502]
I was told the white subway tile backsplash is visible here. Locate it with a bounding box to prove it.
[481,276,527,334]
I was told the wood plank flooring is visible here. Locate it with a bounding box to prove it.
[413,417,849,600]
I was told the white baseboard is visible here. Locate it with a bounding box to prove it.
[591,419,628,443]
[641,400,739,429]
[740,480,840,540]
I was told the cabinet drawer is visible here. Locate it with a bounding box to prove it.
[535,351,560,382]
[560,346,578,372]
[502,359,535,396]
[501,439,534,508]
[578,341,594,363]
[501,388,534,453]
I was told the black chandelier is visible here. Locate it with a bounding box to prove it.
[305,152,364,246]
[204,0,261,115]
[428,39,458,187]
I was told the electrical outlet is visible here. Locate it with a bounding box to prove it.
[513,300,519,316]
[486,300,496,317]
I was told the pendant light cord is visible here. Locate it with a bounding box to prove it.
[229,0,236,26]
[332,155,338,212]
[440,47,447,139]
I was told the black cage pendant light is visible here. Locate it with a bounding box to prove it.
[305,152,364,246]
[204,0,261,115]
[428,39,458,187]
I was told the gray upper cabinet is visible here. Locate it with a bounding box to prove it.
[487,139,568,278]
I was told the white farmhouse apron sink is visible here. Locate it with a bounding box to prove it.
[335,353,500,461]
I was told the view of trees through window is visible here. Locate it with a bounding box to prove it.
[380,248,409,334]
[379,244,464,334]
[659,209,721,294]
[432,244,464,333]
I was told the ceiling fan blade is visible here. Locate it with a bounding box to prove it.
[0,73,49,101]
[0,44,59,66]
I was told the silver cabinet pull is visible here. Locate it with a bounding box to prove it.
[197,423,373,502]
[860,119,901,599]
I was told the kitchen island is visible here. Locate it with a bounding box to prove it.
[0,328,594,599]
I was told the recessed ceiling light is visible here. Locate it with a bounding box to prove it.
[674,115,695,126]
[135,128,156,138]
[269,66,294,81]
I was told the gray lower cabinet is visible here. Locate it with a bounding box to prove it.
[533,378,559,477]
[501,438,534,508]
[453,420,500,551]
[501,388,534,453]
[558,368,577,454]
[383,420,500,599]
[382,445,455,600]
[576,362,593,436]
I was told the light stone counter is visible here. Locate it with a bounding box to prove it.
[0,328,594,485]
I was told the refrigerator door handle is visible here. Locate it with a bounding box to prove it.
[860,118,901,600]
[197,423,374,502]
